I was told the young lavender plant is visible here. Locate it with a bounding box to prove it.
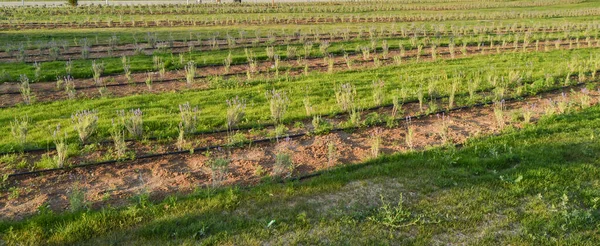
[210,157,230,188]
[273,139,294,178]
[303,96,313,116]
[10,116,30,147]
[122,56,132,83]
[224,52,232,74]
[110,119,127,159]
[52,124,68,168]
[335,83,356,113]
[19,74,32,105]
[437,113,451,144]
[522,103,535,124]
[179,102,199,134]
[64,75,76,99]
[184,61,196,85]
[145,72,153,90]
[65,60,73,76]
[370,128,382,158]
[226,96,246,132]
[91,60,105,86]
[33,62,41,82]
[118,108,143,139]
[265,89,290,125]
[493,100,505,130]
[372,80,385,107]
[71,109,99,144]
[405,116,414,151]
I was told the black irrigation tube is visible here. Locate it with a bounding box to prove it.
[1,40,592,97]
[1,27,581,62]
[6,80,592,179]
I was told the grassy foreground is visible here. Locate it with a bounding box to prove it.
[2,99,600,244]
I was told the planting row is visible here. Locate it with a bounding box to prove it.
[5,19,598,52]
[1,48,598,153]
[2,37,598,108]
[4,23,599,63]
[4,6,600,29]
[0,0,580,17]
[2,31,598,84]
[1,78,597,220]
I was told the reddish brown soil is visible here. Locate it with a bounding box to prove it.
[2,40,595,108]
[0,85,596,220]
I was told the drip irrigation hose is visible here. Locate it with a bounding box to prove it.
[6,80,591,179]
[0,75,593,156]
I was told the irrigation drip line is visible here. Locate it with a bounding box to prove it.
[0,40,590,97]
[0,75,594,157]
[0,28,579,62]
[6,80,590,179]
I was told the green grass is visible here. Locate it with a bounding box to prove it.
[2,93,600,245]
[1,48,597,153]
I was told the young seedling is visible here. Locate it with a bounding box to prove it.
[122,56,132,83]
[179,102,199,134]
[273,139,295,178]
[210,157,230,187]
[437,113,451,144]
[145,72,153,90]
[335,83,356,113]
[448,79,458,109]
[71,109,98,144]
[64,75,76,99]
[522,103,535,124]
[226,96,246,132]
[110,120,127,159]
[176,123,187,151]
[266,46,275,60]
[10,116,30,147]
[91,60,105,86]
[65,60,73,76]
[405,116,414,151]
[118,108,143,139]
[303,96,313,116]
[19,74,32,105]
[372,79,385,107]
[224,52,232,74]
[370,128,382,158]
[52,124,68,168]
[286,46,297,59]
[265,89,289,125]
[184,61,196,85]
[494,100,505,130]
[319,41,330,56]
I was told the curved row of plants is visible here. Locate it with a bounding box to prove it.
[0,0,578,17]
[1,48,598,154]
[4,19,597,51]
[4,6,600,29]
[2,30,597,84]
[4,23,598,64]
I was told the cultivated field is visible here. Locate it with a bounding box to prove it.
[1,0,600,244]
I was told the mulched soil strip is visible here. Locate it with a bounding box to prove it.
[0,39,591,97]
[7,80,589,179]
